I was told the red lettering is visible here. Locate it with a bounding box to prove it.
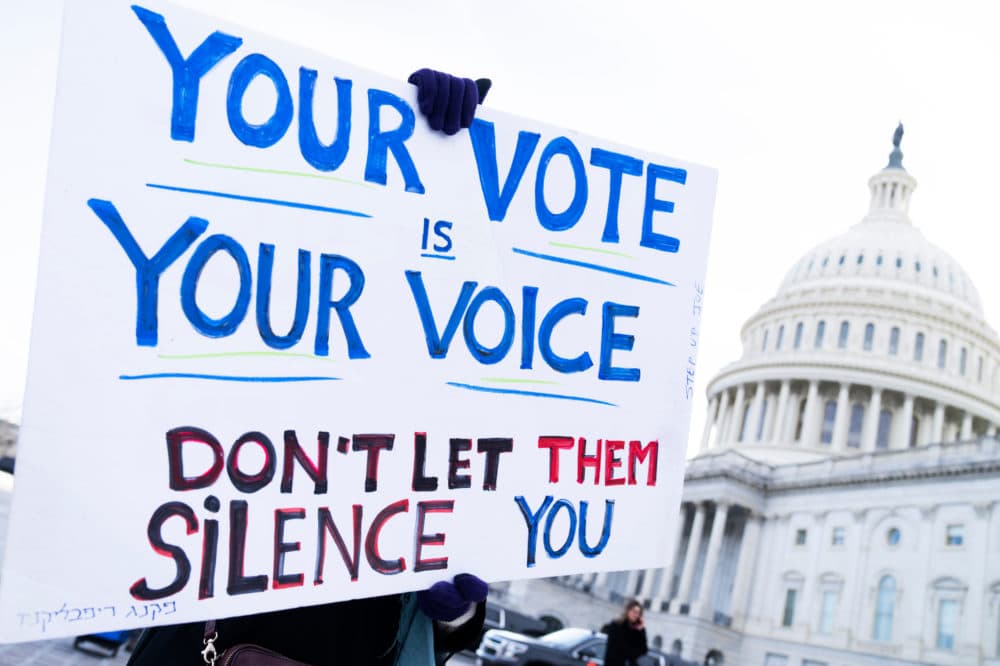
[628,439,658,486]
[604,440,625,486]
[538,436,574,483]
[577,437,602,484]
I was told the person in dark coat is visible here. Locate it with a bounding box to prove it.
[127,580,487,665]
[128,69,492,666]
[601,599,649,666]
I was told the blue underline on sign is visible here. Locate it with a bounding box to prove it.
[421,253,455,261]
[145,183,371,219]
[120,373,341,383]
[511,248,674,286]
[446,382,617,407]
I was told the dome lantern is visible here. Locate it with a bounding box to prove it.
[865,123,916,222]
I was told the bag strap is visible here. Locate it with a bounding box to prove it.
[202,620,219,665]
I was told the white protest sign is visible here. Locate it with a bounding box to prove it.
[0,0,716,641]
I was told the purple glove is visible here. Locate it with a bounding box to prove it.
[417,573,489,622]
[407,68,492,135]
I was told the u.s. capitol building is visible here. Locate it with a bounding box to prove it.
[498,128,1000,666]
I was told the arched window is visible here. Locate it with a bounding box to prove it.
[876,409,892,449]
[938,339,948,369]
[914,332,924,361]
[761,329,769,352]
[847,404,865,448]
[838,321,849,349]
[889,327,900,355]
[776,325,785,351]
[814,321,826,348]
[864,323,875,351]
[820,400,836,444]
[873,575,896,641]
[960,347,967,375]
[793,322,804,349]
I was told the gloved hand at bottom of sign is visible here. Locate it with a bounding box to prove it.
[417,573,490,625]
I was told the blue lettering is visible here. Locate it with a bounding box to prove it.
[226,54,294,148]
[256,245,310,349]
[469,119,540,222]
[539,298,593,374]
[514,495,552,567]
[578,500,614,557]
[314,255,369,358]
[405,271,476,359]
[364,89,424,194]
[543,499,577,559]
[590,148,643,243]
[462,287,515,365]
[298,69,352,171]
[132,5,242,142]
[599,302,640,381]
[640,163,686,252]
[432,220,453,252]
[535,137,588,231]
[181,235,253,338]
[520,286,539,370]
[87,199,207,346]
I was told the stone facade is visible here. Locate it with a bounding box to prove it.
[509,137,1000,665]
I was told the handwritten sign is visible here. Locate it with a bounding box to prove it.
[0,0,716,640]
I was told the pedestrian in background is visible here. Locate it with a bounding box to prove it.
[602,599,648,666]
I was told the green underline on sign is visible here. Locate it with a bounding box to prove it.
[548,241,635,259]
[184,158,373,188]
[480,377,562,386]
[158,351,335,362]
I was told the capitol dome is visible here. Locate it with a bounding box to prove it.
[700,126,1000,464]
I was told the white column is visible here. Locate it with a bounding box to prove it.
[693,502,730,618]
[894,393,914,449]
[674,503,706,607]
[592,571,609,591]
[801,380,821,445]
[730,514,763,627]
[749,382,766,442]
[831,383,850,451]
[713,391,733,447]
[729,385,747,442]
[862,386,883,450]
[623,569,641,598]
[961,412,974,440]
[701,395,720,451]
[771,380,791,443]
[652,505,688,607]
[637,567,659,602]
[932,402,945,443]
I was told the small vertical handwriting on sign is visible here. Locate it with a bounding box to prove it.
[421,217,455,261]
[685,282,704,400]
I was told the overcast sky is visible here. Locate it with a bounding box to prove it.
[2,0,998,456]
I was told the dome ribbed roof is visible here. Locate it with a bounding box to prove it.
[778,218,983,315]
